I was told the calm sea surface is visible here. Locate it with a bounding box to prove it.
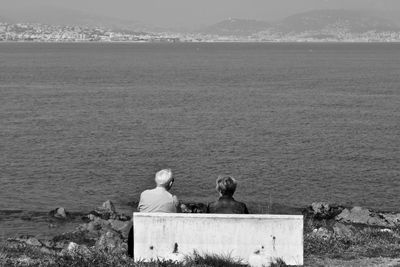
[0,43,399,237]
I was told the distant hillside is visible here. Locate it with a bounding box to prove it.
[200,9,400,36]
[199,18,271,36]
[274,9,400,33]
[0,5,148,32]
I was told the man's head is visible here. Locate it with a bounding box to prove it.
[216,175,237,197]
[155,169,174,190]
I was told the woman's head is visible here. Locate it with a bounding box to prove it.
[216,175,237,196]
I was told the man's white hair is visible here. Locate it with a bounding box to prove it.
[155,169,173,186]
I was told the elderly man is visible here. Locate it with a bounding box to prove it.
[128,169,180,257]
[138,168,180,212]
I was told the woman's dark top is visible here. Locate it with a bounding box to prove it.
[207,195,249,214]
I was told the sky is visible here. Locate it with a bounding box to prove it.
[1,0,400,28]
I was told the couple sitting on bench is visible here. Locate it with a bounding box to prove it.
[128,168,248,257]
[139,168,248,214]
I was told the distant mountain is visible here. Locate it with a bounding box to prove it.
[274,9,400,33]
[0,5,150,32]
[200,9,400,36]
[199,18,271,36]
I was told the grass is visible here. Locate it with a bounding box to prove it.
[3,225,400,266]
[189,250,246,267]
[304,226,400,259]
[0,243,253,267]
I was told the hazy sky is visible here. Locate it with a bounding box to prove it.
[1,0,400,27]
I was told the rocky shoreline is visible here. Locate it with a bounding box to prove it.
[2,200,400,266]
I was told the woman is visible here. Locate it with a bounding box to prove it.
[207,175,249,214]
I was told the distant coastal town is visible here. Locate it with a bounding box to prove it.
[1,22,400,42]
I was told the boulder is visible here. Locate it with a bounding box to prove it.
[180,202,207,213]
[40,247,53,254]
[381,213,400,227]
[180,203,191,213]
[7,236,42,247]
[95,230,125,253]
[49,207,69,219]
[64,242,92,257]
[101,200,116,213]
[108,219,132,239]
[333,222,355,238]
[305,202,344,220]
[25,237,42,247]
[336,206,390,227]
[118,213,130,221]
[41,239,66,250]
[90,200,118,220]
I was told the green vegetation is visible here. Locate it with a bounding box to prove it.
[0,243,249,267]
[3,227,400,267]
[304,226,400,260]
[2,225,400,267]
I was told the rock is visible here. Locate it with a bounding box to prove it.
[49,207,69,219]
[87,214,97,221]
[25,237,42,247]
[95,230,125,253]
[8,236,42,247]
[336,206,389,227]
[311,202,330,215]
[118,213,130,221]
[305,202,344,220]
[64,242,92,256]
[40,247,53,254]
[90,200,119,220]
[180,203,191,213]
[52,230,97,247]
[67,241,78,251]
[84,221,98,232]
[108,219,132,239]
[53,241,69,250]
[311,227,332,239]
[180,202,207,213]
[381,213,400,227]
[41,240,58,249]
[333,222,355,238]
[101,200,116,213]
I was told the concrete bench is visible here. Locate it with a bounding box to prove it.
[133,212,303,266]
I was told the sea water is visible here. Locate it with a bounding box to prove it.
[0,42,399,238]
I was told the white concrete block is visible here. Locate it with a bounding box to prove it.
[133,213,303,266]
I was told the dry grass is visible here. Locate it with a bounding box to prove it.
[304,226,400,259]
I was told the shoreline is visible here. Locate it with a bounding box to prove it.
[2,200,400,266]
[2,200,399,241]
[2,40,400,44]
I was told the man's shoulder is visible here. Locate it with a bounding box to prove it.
[141,188,173,198]
[140,189,153,196]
